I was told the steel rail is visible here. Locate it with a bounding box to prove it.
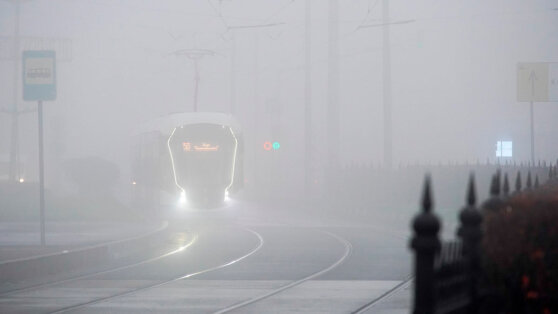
[0,227,191,297]
[351,275,414,314]
[49,228,264,314]
[214,230,353,314]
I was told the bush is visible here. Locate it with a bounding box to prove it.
[482,183,558,313]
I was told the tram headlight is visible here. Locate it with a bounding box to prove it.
[178,190,187,207]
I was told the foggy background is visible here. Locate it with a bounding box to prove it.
[1,0,557,200]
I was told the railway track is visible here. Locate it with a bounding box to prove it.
[48,227,264,314]
[351,275,413,314]
[47,228,352,314]
[0,231,193,298]
[2,223,409,313]
[214,230,353,313]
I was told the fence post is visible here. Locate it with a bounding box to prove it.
[515,171,522,193]
[483,173,502,212]
[502,173,510,197]
[458,174,483,314]
[411,176,441,314]
[526,171,532,190]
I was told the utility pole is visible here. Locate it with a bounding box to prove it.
[174,48,216,112]
[229,31,236,115]
[8,1,20,182]
[327,0,340,170]
[304,0,312,193]
[227,23,284,195]
[382,0,393,169]
[359,13,414,169]
[227,23,285,116]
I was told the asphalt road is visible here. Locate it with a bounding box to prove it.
[0,200,412,314]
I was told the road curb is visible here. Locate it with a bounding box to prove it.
[0,221,168,283]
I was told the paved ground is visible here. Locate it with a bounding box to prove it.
[0,200,416,313]
[0,222,164,263]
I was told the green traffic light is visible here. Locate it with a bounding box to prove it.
[272,142,280,150]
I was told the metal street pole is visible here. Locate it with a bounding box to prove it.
[327,0,339,170]
[38,100,45,246]
[359,11,414,170]
[253,33,259,190]
[382,0,393,169]
[226,23,284,195]
[305,0,312,193]
[193,59,200,112]
[8,1,20,182]
[227,23,285,115]
[229,31,236,115]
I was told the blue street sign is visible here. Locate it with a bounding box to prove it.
[22,50,56,101]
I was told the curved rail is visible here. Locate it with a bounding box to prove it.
[214,230,353,314]
[351,275,414,314]
[50,228,264,314]
[0,228,194,297]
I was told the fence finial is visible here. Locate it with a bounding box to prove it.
[515,171,522,193]
[467,173,476,206]
[489,174,500,197]
[411,174,440,314]
[422,175,433,213]
[459,173,483,313]
[534,175,539,188]
[503,173,510,196]
[526,171,532,189]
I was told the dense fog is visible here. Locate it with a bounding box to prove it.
[1,0,557,201]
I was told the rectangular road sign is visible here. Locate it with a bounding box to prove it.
[517,62,558,102]
[549,63,558,101]
[22,50,56,101]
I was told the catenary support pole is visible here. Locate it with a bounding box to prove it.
[327,0,339,170]
[38,100,45,246]
[230,31,236,115]
[305,0,312,193]
[382,0,392,168]
[9,1,20,182]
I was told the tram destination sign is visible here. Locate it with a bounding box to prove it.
[22,50,56,101]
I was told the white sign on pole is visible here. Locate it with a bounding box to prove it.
[517,62,558,102]
[22,50,56,101]
[549,63,558,101]
[24,58,55,85]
